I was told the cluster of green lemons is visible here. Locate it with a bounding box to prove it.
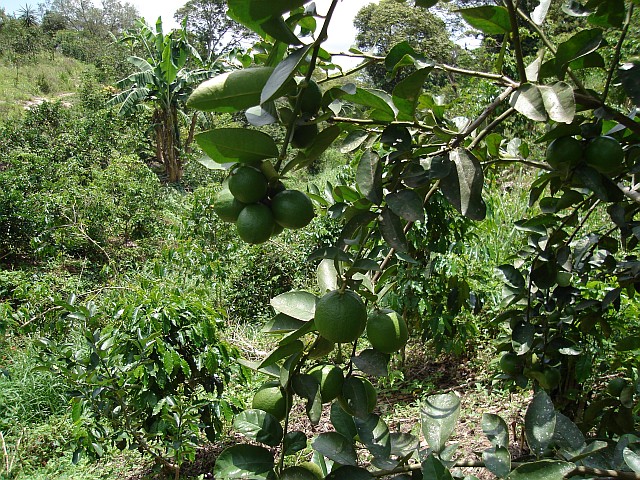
[213,163,315,244]
[546,134,625,177]
[251,288,409,435]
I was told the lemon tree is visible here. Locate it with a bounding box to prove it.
[186,0,640,478]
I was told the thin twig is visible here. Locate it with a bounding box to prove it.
[504,0,527,82]
[603,3,634,103]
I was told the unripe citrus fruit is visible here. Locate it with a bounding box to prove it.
[585,135,624,176]
[271,189,315,229]
[252,381,289,421]
[338,376,377,418]
[291,123,318,149]
[236,203,274,244]
[213,187,246,223]
[299,80,323,115]
[280,466,321,480]
[271,222,284,237]
[607,377,627,397]
[308,364,344,402]
[366,309,408,354]
[298,462,323,479]
[499,352,519,375]
[187,66,274,113]
[546,136,583,171]
[228,166,268,204]
[314,289,367,344]
[541,367,561,390]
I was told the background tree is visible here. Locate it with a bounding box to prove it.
[174,0,256,63]
[109,18,210,182]
[50,0,137,36]
[354,0,457,91]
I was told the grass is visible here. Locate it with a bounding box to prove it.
[0,53,88,119]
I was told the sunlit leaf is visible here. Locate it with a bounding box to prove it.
[233,409,283,446]
[213,445,274,479]
[458,6,511,34]
[525,390,556,457]
[195,128,278,163]
[440,149,487,220]
[312,432,357,466]
[421,393,460,454]
[506,460,575,480]
[270,291,317,321]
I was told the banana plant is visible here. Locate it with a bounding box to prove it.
[108,17,212,182]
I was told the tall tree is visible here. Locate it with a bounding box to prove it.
[50,0,137,36]
[109,18,210,182]
[174,0,255,62]
[354,0,457,91]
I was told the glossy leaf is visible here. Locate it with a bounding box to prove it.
[331,402,357,440]
[283,431,307,456]
[555,29,603,76]
[352,349,390,377]
[422,454,454,480]
[292,374,322,425]
[326,466,374,479]
[380,207,409,253]
[343,88,397,121]
[440,149,487,221]
[195,128,279,163]
[387,189,425,223]
[539,82,575,124]
[483,446,511,478]
[510,84,546,122]
[531,0,552,25]
[458,6,511,34]
[233,409,283,446]
[270,291,317,321]
[421,393,460,454]
[355,413,391,459]
[552,412,585,456]
[317,259,339,293]
[512,321,534,355]
[262,313,306,334]
[312,432,358,466]
[496,265,525,290]
[213,445,275,479]
[262,45,311,104]
[258,340,304,369]
[482,413,509,448]
[525,390,556,457]
[393,67,432,121]
[588,0,625,29]
[341,130,369,153]
[385,41,426,77]
[624,447,640,473]
[506,460,575,480]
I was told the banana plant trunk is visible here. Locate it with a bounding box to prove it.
[154,108,183,183]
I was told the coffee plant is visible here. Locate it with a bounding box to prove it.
[186,0,640,478]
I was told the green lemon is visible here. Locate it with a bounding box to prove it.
[236,203,274,244]
[299,80,323,115]
[607,377,627,397]
[546,136,583,171]
[314,289,367,344]
[499,352,519,375]
[228,165,269,204]
[585,135,625,176]
[251,381,289,421]
[308,364,344,403]
[366,309,409,354]
[271,189,315,229]
[212,187,246,223]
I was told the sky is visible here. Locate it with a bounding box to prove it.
[1,0,378,67]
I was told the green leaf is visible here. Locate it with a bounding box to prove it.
[326,466,374,479]
[261,15,301,45]
[380,208,409,253]
[497,265,525,290]
[356,151,383,205]
[510,84,547,122]
[355,413,391,459]
[525,391,556,457]
[292,374,323,425]
[352,349,390,377]
[331,402,357,440]
[553,412,585,456]
[71,398,83,423]
[588,0,625,29]
[615,336,640,351]
[283,431,307,456]
[539,82,575,124]
[422,454,454,480]
[262,313,306,334]
[458,6,511,34]
[390,432,419,456]
[555,29,603,77]
[415,0,439,8]
[506,460,575,480]
[440,149,487,221]
[512,321,534,355]
[302,125,342,164]
[195,128,278,163]
[341,130,369,153]
[387,189,425,223]
[483,446,511,478]
[343,88,397,121]
[234,409,283,446]
[312,432,358,466]
[624,447,640,473]
[531,0,552,25]
[317,259,339,294]
[482,413,509,448]
[262,45,311,104]
[385,41,427,77]
[258,340,304,369]
[270,291,317,321]
[393,67,433,121]
[619,62,640,106]
[213,445,275,479]
[421,393,460,454]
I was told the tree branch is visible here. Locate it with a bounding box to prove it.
[504,0,527,82]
